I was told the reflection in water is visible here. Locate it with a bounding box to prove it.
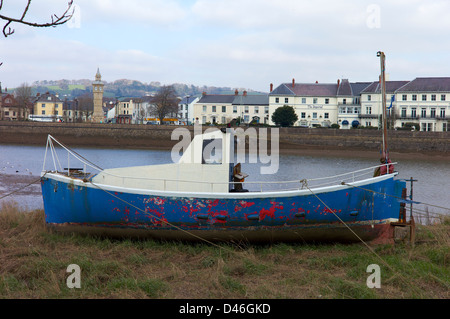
[1,144,449,217]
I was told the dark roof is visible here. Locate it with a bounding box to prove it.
[350,82,372,96]
[179,96,200,104]
[271,82,342,97]
[197,94,236,104]
[269,84,295,96]
[337,79,352,96]
[232,94,269,105]
[34,92,62,103]
[361,81,409,94]
[395,77,450,92]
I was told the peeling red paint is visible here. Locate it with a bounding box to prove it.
[259,202,283,220]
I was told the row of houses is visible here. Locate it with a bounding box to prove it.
[1,75,450,131]
[193,77,450,131]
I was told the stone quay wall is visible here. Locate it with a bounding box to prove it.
[0,121,449,154]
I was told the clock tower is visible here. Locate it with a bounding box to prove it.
[92,68,104,123]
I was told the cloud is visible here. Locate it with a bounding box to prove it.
[83,0,187,26]
[2,0,450,92]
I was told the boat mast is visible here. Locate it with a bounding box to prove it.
[377,51,388,159]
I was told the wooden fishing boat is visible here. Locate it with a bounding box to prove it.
[40,52,407,243]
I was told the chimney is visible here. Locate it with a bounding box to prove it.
[270,83,273,92]
[235,89,239,96]
[292,78,295,88]
[337,79,340,87]
[202,91,207,96]
[315,81,318,84]
[243,91,247,97]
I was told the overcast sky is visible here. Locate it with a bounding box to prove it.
[1,0,450,92]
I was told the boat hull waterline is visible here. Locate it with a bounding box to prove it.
[41,172,405,243]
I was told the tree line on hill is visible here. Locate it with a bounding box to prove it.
[28,79,263,100]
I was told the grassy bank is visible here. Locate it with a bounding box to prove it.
[0,201,448,299]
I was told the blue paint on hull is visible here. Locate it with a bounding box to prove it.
[41,173,405,242]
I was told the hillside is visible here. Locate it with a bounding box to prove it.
[28,79,266,100]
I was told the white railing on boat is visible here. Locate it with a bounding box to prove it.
[43,135,397,193]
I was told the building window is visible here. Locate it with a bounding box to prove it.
[212,105,216,113]
[254,106,259,114]
[233,106,237,113]
[275,98,279,103]
[440,108,446,118]
[285,98,289,104]
[222,117,226,124]
[367,95,371,101]
[301,112,306,119]
[325,98,329,104]
[421,108,426,118]
[411,108,416,118]
[244,106,249,113]
[431,108,436,118]
[402,95,407,101]
[422,94,427,101]
[401,108,406,117]
[443,123,448,131]
[431,94,436,101]
[42,103,46,108]
[441,94,446,101]
[42,110,45,115]
[302,98,306,103]
[366,122,372,126]
[202,116,206,124]
[342,99,347,105]
[203,105,207,112]
[264,107,269,114]
[412,95,417,101]
[313,98,318,104]
[324,112,329,119]
[312,112,317,119]
[222,106,226,113]
[354,107,360,114]
[366,107,372,115]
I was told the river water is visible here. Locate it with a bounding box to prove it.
[1,144,449,220]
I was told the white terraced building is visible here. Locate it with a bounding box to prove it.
[191,77,450,131]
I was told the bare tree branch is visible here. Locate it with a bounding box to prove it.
[0,0,74,38]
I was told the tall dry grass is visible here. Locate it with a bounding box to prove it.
[0,200,448,299]
[0,201,46,242]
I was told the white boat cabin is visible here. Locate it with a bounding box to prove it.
[92,128,245,193]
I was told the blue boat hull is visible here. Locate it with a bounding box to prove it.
[41,173,405,243]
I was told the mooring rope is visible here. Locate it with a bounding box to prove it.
[0,176,42,201]
[343,182,450,213]
[301,179,431,297]
[87,180,243,254]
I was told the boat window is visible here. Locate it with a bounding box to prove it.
[202,138,222,164]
